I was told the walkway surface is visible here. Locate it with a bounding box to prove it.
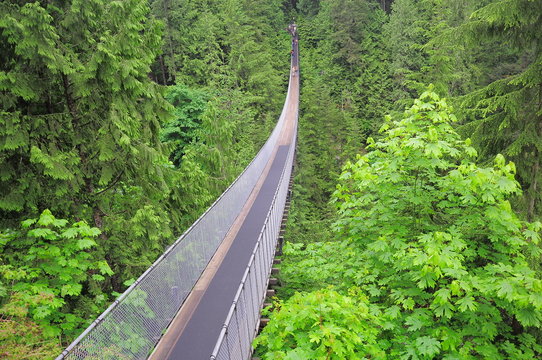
[149,35,300,360]
[166,145,288,359]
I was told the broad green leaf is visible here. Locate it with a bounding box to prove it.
[61,283,83,297]
[77,238,97,250]
[415,336,441,357]
[456,296,477,312]
[515,308,541,327]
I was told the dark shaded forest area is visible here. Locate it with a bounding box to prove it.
[0,0,541,358]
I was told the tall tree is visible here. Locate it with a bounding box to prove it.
[286,74,345,243]
[0,0,176,284]
[384,0,433,103]
[258,90,542,359]
[350,5,393,139]
[456,0,542,221]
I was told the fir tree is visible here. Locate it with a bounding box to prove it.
[0,0,176,284]
[455,0,542,221]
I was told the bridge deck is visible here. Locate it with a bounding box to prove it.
[161,145,289,359]
[149,40,299,360]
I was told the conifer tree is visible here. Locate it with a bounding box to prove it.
[351,5,393,138]
[0,0,176,283]
[297,0,320,17]
[384,0,434,102]
[286,74,345,243]
[161,85,210,167]
[456,0,542,220]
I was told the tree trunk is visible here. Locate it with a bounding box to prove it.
[62,73,78,121]
[160,55,167,85]
[529,88,542,221]
[164,0,176,84]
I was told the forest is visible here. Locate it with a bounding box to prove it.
[0,0,541,359]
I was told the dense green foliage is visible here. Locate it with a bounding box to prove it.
[255,289,382,359]
[1,0,541,357]
[259,90,542,359]
[267,5,542,358]
[335,90,542,357]
[0,0,176,284]
[382,0,542,221]
[1,210,111,335]
[0,0,290,356]
[161,85,209,167]
[456,0,542,221]
[1,210,109,357]
[0,1,174,354]
[285,0,394,243]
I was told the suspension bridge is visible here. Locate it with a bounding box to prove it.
[56,28,299,360]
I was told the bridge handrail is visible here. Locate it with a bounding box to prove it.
[56,44,296,360]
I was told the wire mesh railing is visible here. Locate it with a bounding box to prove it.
[55,48,297,360]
